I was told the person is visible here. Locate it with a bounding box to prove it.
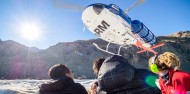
[148,52,190,94]
[89,55,161,94]
[39,64,88,94]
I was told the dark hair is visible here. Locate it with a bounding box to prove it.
[92,57,105,76]
[48,64,70,79]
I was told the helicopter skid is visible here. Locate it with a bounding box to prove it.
[93,43,122,56]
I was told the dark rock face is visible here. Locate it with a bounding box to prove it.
[0,31,190,79]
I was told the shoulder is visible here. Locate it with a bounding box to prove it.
[170,70,190,92]
[171,70,190,86]
[73,83,85,88]
[71,83,88,94]
[172,70,190,80]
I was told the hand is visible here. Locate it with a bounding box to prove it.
[88,82,98,94]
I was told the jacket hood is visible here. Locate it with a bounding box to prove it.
[40,76,74,92]
[98,55,136,92]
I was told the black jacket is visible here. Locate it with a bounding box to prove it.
[39,76,87,94]
[97,55,161,94]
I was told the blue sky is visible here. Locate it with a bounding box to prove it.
[0,0,190,49]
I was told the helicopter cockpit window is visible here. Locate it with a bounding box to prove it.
[93,4,104,15]
[109,4,119,15]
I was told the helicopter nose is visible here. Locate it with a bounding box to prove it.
[93,4,104,15]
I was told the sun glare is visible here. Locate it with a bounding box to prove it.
[20,22,41,41]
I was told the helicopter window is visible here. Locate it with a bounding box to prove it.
[109,7,119,15]
[93,4,104,15]
[111,4,119,11]
[109,4,119,15]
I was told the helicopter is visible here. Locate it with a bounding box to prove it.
[53,0,164,56]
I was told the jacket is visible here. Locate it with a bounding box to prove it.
[39,76,87,94]
[97,55,161,94]
[159,69,190,94]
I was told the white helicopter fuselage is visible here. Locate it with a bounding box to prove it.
[81,3,164,55]
[82,4,145,47]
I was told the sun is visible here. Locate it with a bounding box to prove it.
[20,22,41,41]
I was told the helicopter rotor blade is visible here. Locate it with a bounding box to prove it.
[125,0,145,13]
[52,0,85,12]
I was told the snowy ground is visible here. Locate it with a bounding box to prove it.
[0,79,159,94]
[0,79,96,94]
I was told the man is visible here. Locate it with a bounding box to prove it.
[39,64,88,94]
[90,55,161,94]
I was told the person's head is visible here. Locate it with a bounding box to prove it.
[92,57,105,76]
[48,64,74,80]
[148,52,180,74]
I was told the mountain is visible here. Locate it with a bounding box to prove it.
[0,40,43,79]
[167,31,190,38]
[0,31,190,79]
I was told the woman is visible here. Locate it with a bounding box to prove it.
[149,52,190,94]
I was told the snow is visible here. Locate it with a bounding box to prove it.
[0,79,159,94]
[0,79,96,94]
